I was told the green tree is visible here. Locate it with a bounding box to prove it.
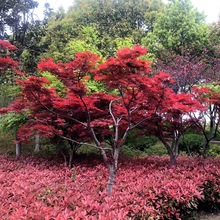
[208,18,220,57]
[142,0,209,57]
[41,0,164,58]
[0,0,38,40]
[0,1,52,74]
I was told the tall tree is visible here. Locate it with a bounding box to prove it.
[0,0,38,41]
[208,18,220,57]
[42,0,164,58]
[142,0,209,57]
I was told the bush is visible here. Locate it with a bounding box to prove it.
[209,144,220,157]
[144,142,168,156]
[179,134,204,155]
[0,129,15,155]
[125,130,157,151]
[0,156,219,219]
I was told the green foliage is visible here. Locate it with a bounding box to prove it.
[33,137,60,158]
[204,82,220,93]
[142,0,209,57]
[209,144,220,157]
[19,20,48,73]
[0,85,20,108]
[0,112,29,133]
[41,0,164,58]
[0,128,14,154]
[208,20,220,57]
[64,39,101,59]
[120,146,145,159]
[113,37,134,49]
[76,145,100,158]
[179,134,204,155]
[41,71,66,96]
[85,79,106,94]
[144,142,168,156]
[125,130,157,151]
[42,25,101,61]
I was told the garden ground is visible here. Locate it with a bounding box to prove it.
[0,155,219,219]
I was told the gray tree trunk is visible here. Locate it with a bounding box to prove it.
[34,133,40,152]
[16,137,21,157]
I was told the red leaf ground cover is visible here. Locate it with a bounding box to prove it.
[0,156,219,219]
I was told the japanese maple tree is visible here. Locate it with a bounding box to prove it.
[140,83,203,165]
[1,45,204,194]
[192,85,220,156]
[1,46,148,193]
[0,40,23,82]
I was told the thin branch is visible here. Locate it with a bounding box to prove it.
[78,95,101,147]
[109,99,118,125]
[57,133,110,150]
[30,90,87,127]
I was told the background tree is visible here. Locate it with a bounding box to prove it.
[0,0,38,41]
[41,0,164,58]
[208,18,220,57]
[155,50,209,93]
[142,0,209,58]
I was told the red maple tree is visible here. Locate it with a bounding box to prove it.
[191,85,220,156]
[0,40,23,78]
[1,45,204,193]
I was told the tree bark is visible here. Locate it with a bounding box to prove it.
[15,136,21,158]
[159,137,177,165]
[34,133,40,152]
[107,166,116,196]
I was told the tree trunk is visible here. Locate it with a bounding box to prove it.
[203,140,210,158]
[169,153,177,166]
[159,137,177,165]
[34,133,40,152]
[15,136,21,158]
[68,147,77,168]
[107,166,116,196]
[60,150,68,167]
[107,147,120,195]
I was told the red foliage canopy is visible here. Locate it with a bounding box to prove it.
[0,40,23,76]
[1,46,204,163]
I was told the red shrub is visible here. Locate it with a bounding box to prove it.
[0,156,219,219]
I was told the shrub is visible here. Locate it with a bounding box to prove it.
[179,134,204,155]
[0,156,219,219]
[144,141,168,156]
[0,130,15,155]
[209,144,220,157]
[125,130,157,151]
